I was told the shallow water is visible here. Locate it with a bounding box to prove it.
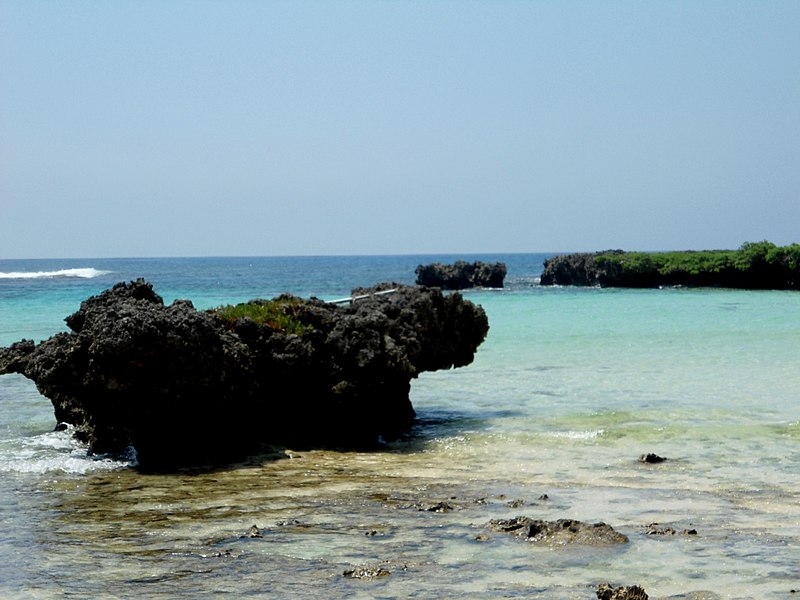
[0,256,798,598]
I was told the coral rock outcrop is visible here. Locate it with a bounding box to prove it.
[415,261,506,289]
[0,279,489,469]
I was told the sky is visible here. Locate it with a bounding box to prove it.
[1,1,798,259]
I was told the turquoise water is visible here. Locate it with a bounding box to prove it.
[0,256,798,598]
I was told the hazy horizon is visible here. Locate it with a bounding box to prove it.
[2,243,788,264]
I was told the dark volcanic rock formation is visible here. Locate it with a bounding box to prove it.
[487,516,629,546]
[415,261,507,290]
[0,279,489,468]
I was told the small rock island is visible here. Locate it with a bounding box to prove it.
[415,260,507,289]
[540,241,800,289]
[0,279,489,469]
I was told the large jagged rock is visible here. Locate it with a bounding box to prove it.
[0,279,489,469]
[415,261,506,290]
[539,252,619,287]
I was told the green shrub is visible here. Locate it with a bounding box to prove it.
[593,242,800,288]
[777,243,800,271]
[210,299,310,334]
[734,240,777,270]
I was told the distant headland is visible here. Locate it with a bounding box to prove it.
[540,241,800,289]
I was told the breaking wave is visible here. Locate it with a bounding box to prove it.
[0,268,111,280]
[0,427,132,475]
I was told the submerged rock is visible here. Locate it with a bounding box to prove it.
[421,501,455,513]
[0,279,489,469]
[643,523,698,536]
[415,261,507,289]
[487,516,629,546]
[342,565,392,579]
[241,525,264,538]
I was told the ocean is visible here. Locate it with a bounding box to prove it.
[0,254,797,599]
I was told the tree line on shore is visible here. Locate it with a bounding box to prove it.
[541,241,800,289]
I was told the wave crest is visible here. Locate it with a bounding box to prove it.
[0,268,111,280]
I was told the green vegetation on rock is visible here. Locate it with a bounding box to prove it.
[210,298,310,334]
[543,241,800,289]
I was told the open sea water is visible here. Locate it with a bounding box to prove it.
[0,254,798,599]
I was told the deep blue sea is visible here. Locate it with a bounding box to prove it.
[1,254,798,599]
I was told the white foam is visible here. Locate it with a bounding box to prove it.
[545,429,605,440]
[0,268,111,280]
[0,427,132,474]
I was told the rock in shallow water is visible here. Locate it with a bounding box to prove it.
[639,453,667,464]
[415,261,507,289]
[596,583,649,599]
[0,279,489,469]
[342,565,392,579]
[487,516,629,545]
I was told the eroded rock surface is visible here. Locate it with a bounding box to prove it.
[487,516,629,546]
[415,261,506,289]
[596,583,649,599]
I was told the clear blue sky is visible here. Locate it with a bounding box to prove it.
[1,1,798,258]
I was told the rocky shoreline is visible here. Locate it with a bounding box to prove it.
[0,279,489,469]
[214,484,675,598]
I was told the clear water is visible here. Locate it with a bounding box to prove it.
[0,255,798,599]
